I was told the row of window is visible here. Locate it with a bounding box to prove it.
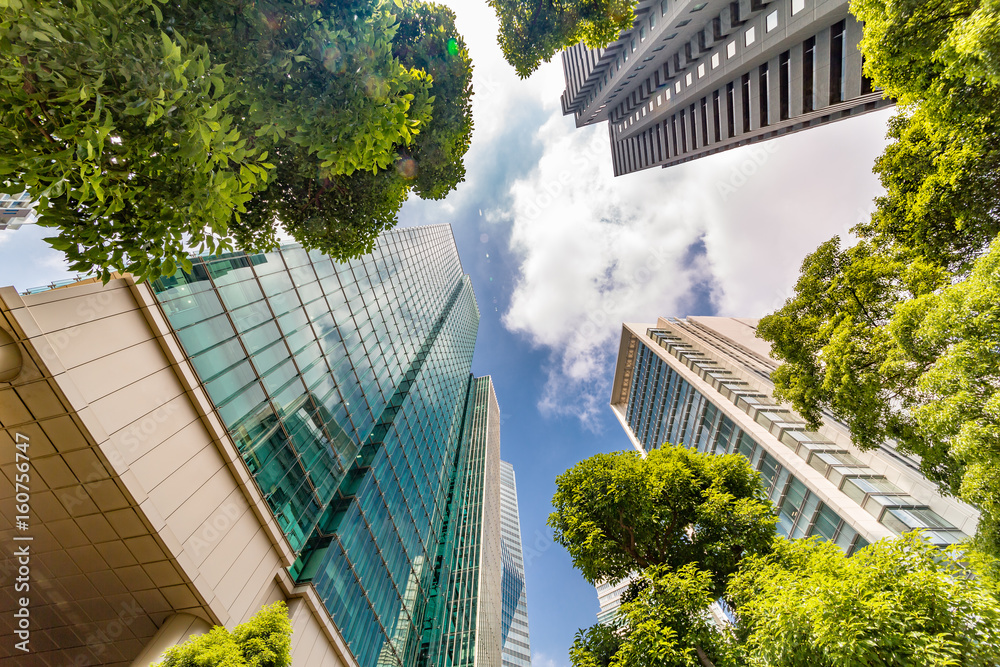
[642,327,967,547]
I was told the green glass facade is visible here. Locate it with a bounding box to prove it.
[150,225,504,667]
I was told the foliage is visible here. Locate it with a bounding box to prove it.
[611,565,736,667]
[759,0,1000,550]
[548,446,776,597]
[0,0,473,281]
[570,621,624,667]
[154,601,292,667]
[392,1,474,199]
[487,0,636,78]
[729,533,1000,666]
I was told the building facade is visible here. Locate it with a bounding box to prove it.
[0,225,520,667]
[0,191,37,230]
[499,461,531,667]
[560,0,892,176]
[596,316,979,619]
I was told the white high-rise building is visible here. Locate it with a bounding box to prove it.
[560,0,892,176]
[0,191,37,230]
[499,461,532,667]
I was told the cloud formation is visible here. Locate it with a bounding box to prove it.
[497,97,894,429]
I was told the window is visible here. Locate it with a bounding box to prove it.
[779,50,790,120]
[700,97,709,146]
[631,38,636,52]
[665,32,679,40]
[744,26,756,46]
[675,19,691,27]
[675,81,682,93]
[643,55,655,62]
[766,10,778,32]
[741,73,751,132]
[690,2,707,10]
[650,13,656,29]
[711,52,720,68]
[640,26,647,42]
[759,62,769,126]
[791,0,805,14]
[727,40,736,58]
[803,36,815,112]
[661,0,668,14]
[830,20,846,103]
[726,82,736,136]
[685,72,693,85]
[712,90,721,142]
[697,63,705,77]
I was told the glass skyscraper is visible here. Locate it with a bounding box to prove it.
[499,461,532,667]
[146,224,512,667]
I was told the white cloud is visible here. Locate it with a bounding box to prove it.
[501,110,728,428]
[498,92,893,428]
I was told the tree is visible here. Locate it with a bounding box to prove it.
[154,601,292,667]
[548,447,777,597]
[487,0,636,78]
[729,533,1000,666]
[0,0,473,282]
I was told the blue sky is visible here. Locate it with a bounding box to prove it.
[0,2,898,665]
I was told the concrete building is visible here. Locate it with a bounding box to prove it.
[0,225,524,666]
[560,0,892,176]
[498,461,530,667]
[595,316,978,621]
[0,191,38,231]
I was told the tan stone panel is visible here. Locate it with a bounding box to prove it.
[227,548,284,623]
[75,513,119,544]
[171,474,247,545]
[160,583,201,610]
[33,455,79,489]
[196,509,267,591]
[109,394,200,468]
[58,574,101,601]
[132,588,171,615]
[90,367,184,435]
[14,379,65,420]
[146,444,225,520]
[41,310,152,370]
[38,414,88,455]
[49,517,90,549]
[95,541,138,570]
[67,339,169,405]
[56,484,100,517]
[88,569,129,598]
[128,420,216,500]
[143,560,184,588]
[79,597,117,622]
[116,565,154,592]
[123,534,163,564]
[85,478,130,512]
[65,544,108,574]
[62,446,110,484]
[0,388,33,426]
[106,507,148,539]
[26,283,138,332]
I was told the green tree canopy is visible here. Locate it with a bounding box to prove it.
[154,601,292,667]
[548,446,776,597]
[0,0,473,282]
[729,533,1000,666]
[487,0,636,78]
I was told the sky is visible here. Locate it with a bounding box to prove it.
[0,2,896,665]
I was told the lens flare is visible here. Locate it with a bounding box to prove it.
[395,156,418,180]
[446,38,459,56]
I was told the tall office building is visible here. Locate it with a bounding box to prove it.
[560,0,892,176]
[0,225,524,666]
[0,191,37,230]
[499,461,531,667]
[597,316,978,620]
